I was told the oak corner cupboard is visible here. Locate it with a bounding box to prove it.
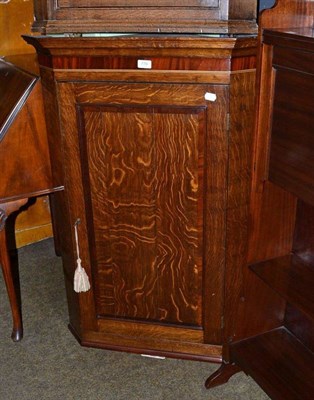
[24,31,257,362]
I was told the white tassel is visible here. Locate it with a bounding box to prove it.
[74,257,91,293]
[73,219,91,293]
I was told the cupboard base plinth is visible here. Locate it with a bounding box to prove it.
[68,323,222,363]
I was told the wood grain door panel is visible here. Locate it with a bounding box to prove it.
[78,103,205,327]
[58,82,227,344]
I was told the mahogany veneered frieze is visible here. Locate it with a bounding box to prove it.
[37,55,257,71]
[24,35,257,72]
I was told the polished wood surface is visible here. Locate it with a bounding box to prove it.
[234,1,314,343]
[293,200,314,264]
[24,34,257,67]
[285,304,314,353]
[0,59,36,143]
[247,2,314,268]
[57,79,226,358]
[264,29,314,205]
[26,33,257,361]
[32,0,258,34]
[0,0,54,248]
[0,60,54,201]
[206,1,314,397]
[75,86,205,327]
[13,196,53,248]
[251,255,314,320]
[0,57,63,340]
[257,0,313,31]
[1,56,54,249]
[231,328,314,400]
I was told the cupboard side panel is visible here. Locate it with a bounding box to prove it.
[223,70,285,345]
[57,82,98,334]
[40,72,83,336]
[202,84,229,344]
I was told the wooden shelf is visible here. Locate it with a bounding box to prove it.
[230,328,314,400]
[250,254,314,320]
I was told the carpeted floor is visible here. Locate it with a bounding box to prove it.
[0,239,270,400]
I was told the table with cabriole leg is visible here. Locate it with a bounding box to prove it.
[0,55,63,341]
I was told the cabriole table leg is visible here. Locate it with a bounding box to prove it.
[0,198,28,341]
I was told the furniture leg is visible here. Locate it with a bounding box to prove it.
[0,198,28,341]
[205,362,242,389]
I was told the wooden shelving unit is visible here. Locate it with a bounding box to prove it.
[250,255,314,320]
[234,246,314,400]
[231,328,314,400]
[230,24,314,400]
[205,2,314,399]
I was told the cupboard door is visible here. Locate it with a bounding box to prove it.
[58,82,228,347]
[83,103,205,327]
